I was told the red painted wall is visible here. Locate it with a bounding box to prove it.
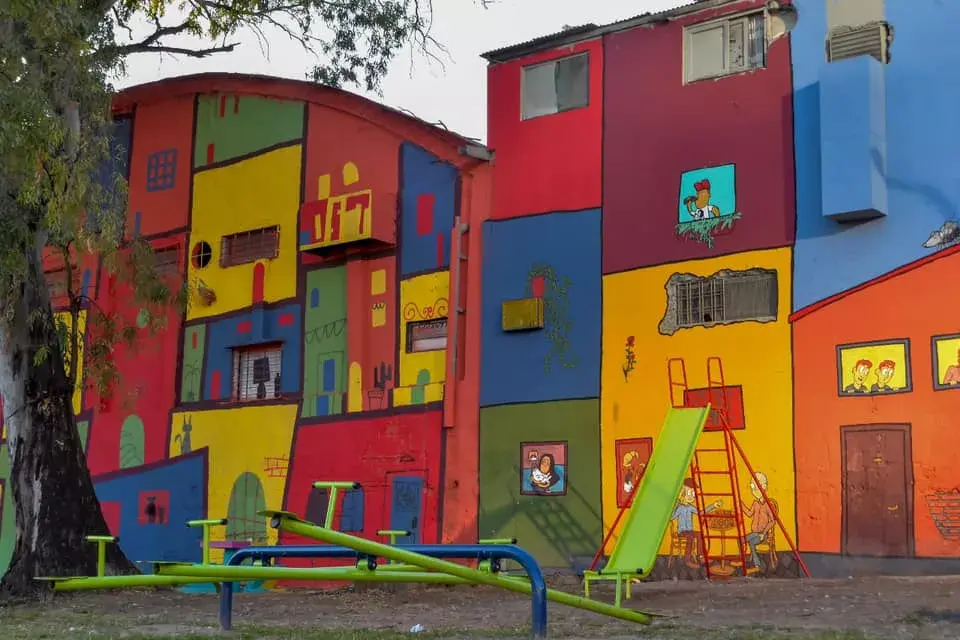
[302,104,401,247]
[283,410,443,545]
[86,235,184,475]
[487,39,603,219]
[126,97,194,238]
[602,0,795,274]
[346,256,398,410]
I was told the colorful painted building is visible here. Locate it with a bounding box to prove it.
[2,0,959,580]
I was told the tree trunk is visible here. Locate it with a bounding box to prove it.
[0,232,135,597]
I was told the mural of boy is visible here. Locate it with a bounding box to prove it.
[843,358,872,394]
[738,471,776,574]
[671,478,722,568]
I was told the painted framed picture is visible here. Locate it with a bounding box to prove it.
[836,339,912,396]
[675,163,741,247]
[615,438,653,508]
[931,333,960,390]
[520,441,567,496]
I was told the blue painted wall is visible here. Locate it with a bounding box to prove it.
[399,143,458,278]
[480,209,602,407]
[792,0,960,310]
[204,303,303,400]
[93,450,206,569]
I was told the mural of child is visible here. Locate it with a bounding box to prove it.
[621,450,647,498]
[738,471,776,575]
[870,360,899,393]
[843,359,872,394]
[671,478,722,568]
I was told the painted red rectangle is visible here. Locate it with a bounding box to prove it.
[300,200,324,236]
[278,313,295,327]
[206,143,215,164]
[682,385,745,431]
[436,232,445,267]
[237,320,253,334]
[219,95,227,118]
[233,95,240,114]
[417,194,435,236]
[101,501,121,537]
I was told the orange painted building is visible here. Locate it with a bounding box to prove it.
[792,246,960,563]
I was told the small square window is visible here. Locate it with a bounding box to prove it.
[232,345,283,401]
[521,53,589,120]
[685,13,766,83]
[407,318,448,353]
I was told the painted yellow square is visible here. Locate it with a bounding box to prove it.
[371,269,386,295]
[372,303,386,328]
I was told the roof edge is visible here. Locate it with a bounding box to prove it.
[789,243,960,323]
[111,72,486,155]
[480,0,732,64]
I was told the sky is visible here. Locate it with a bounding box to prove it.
[117,0,688,143]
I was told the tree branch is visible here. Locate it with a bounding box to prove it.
[114,42,238,57]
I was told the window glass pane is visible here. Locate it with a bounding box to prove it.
[522,62,558,119]
[555,54,589,112]
[728,20,745,69]
[688,25,726,80]
[746,13,766,67]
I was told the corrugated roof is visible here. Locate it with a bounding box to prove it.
[480,0,725,63]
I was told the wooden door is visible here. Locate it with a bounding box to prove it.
[841,425,914,557]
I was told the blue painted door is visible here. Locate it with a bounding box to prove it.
[389,476,424,544]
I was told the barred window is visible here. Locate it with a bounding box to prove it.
[153,245,180,278]
[220,226,279,268]
[407,318,448,353]
[676,271,777,328]
[232,345,282,401]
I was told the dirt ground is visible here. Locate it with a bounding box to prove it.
[2,575,960,639]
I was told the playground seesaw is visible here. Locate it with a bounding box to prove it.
[154,509,658,636]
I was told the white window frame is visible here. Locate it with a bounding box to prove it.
[520,52,590,121]
[232,344,283,401]
[407,318,448,353]
[684,11,767,84]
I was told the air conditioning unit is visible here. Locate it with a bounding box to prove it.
[826,21,893,64]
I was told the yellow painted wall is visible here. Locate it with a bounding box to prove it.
[187,145,302,320]
[395,271,449,407]
[600,247,795,554]
[169,403,297,561]
[55,309,87,415]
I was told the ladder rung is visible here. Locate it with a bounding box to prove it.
[702,513,738,519]
[696,448,727,453]
[696,471,731,475]
[702,534,743,540]
[699,492,733,497]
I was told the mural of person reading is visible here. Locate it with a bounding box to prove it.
[520,442,567,496]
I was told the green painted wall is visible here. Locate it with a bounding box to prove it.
[181,324,206,403]
[193,95,304,168]
[302,266,348,418]
[0,447,12,576]
[479,399,602,569]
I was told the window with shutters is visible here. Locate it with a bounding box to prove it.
[406,318,448,353]
[153,245,180,278]
[826,22,893,64]
[232,345,283,401]
[220,226,280,268]
[684,12,766,83]
[521,52,589,120]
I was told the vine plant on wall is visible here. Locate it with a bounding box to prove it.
[526,263,578,373]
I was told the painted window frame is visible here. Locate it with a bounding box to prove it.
[683,10,767,84]
[220,225,280,268]
[231,343,284,402]
[520,52,590,121]
[931,333,960,392]
[406,318,448,353]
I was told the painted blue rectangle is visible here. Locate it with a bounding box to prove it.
[322,359,336,392]
[315,395,329,416]
[203,303,303,401]
[399,143,458,277]
[93,452,206,570]
[480,208,602,407]
[389,476,423,544]
[819,56,887,220]
[341,488,365,533]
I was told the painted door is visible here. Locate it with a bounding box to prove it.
[841,425,914,557]
[389,476,424,544]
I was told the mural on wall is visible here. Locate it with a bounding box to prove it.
[922,221,960,251]
[676,164,741,247]
[926,489,960,541]
[836,339,912,396]
[526,264,577,373]
[615,437,651,507]
[520,441,568,496]
[931,333,960,389]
